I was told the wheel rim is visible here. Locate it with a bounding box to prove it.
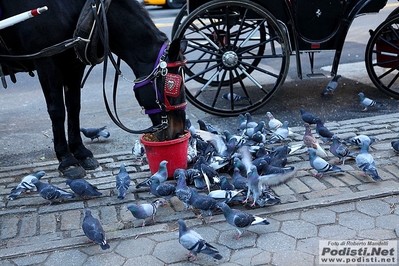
[366,16,399,99]
[174,0,290,116]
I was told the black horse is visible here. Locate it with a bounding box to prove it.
[0,0,187,178]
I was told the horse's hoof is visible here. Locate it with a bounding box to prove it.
[59,165,86,179]
[79,157,99,170]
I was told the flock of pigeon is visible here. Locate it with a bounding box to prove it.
[6,90,399,261]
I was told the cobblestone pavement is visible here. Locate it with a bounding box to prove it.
[1,113,399,265]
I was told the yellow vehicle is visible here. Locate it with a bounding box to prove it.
[144,0,185,9]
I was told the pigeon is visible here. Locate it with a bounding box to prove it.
[392,140,399,154]
[232,167,248,190]
[7,171,46,200]
[303,123,328,157]
[82,209,110,250]
[267,121,290,143]
[266,111,283,130]
[135,160,168,189]
[187,188,218,220]
[127,199,165,227]
[358,92,386,112]
[177,219,223,261]
[150,178,176,199]
[208,189,245,203]
[307,148,344,178]
[132,139,145,157]
[222,92,249,102]
[116,164,131,200]
[268,145,291,167]
[32,178,75,205]
[244,112,258,129]
[329,136,356,165]
[321,75,341,96]
[175,169,192,209]
[356,142,382,181]
[66,179,102,198]
[217,202,269,239]
[197,119,221,135]
[80,126,110,141]
[300,108,320,124]
[315,119,334,141]
[219,175,235,190]
[244,165,296,206]
[344,134,376,147]
[185,115,197,137]
[259,160,295,176]
[244,121,265,138]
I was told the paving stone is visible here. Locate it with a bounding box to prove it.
[99,205,118,225]
[1,217,19,239]
[281,220,317,239]
[83,252,125,266]
[299,176,327,191]
[272,250,314,266]
[11,253,48,266]
[358,228,397,240]
[318,225,357,239]
[61,210,81,231]
[270,211,300,221]
[218,230,257,250]
[19,215,37,237]
[153,239,188,264]
[257,232,296,252]
[322,176,347,187]
[124,255,165,266]
[304,187,352,200]
[337,212,374,230]
[356,199,391,216]
[376,214,399,230]
[230,247,264,265]
[301,208,337,225]
[357,180,399,191]
[286,177,311,193]
[271,183,295,196]
[251,251,272,265]
[43,249,88,266]
[114,238,156,258]
[296,237,322,255]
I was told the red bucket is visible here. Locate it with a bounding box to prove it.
[140,131,190,178]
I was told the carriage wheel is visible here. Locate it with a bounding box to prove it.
[171,4,188,39]
[173,0,290,116]
[365,15,399,99]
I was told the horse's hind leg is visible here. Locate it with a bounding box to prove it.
[62,62,99,171]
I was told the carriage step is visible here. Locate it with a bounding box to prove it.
[306,73,327,78]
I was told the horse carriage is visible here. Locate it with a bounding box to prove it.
[171,0,399,116]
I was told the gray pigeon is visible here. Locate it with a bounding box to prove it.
[308,148,345,178]
[116,164,130,200]
[329,136,356,165]
[300,108,320,124]
[315,119,334,141]
[392,140,399,153]
[321,75,341,96]
[177,219,223,261]
[222,92,249,102]
[244,165,296,206]
[80,126,110,141]
[127,199,165,227]
[232,167,248,190]
[150,178,176,199]
[188,188,218,220]
[217,202,269,239]
[267,121,290,144]
[135,160,168,188]
[66,179,102,199]
[356,142,382,181]
[32,178,75,205]
[82,209,110,250]
[345,134,376,147]
[358,92,385,111]
[175,169,192,209]
[219,175,235,191]
[7,171,46,200]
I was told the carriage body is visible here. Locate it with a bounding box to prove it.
[173,0,399,116]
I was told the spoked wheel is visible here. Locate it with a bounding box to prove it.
[174,0,290,116]
[365,15,399,99]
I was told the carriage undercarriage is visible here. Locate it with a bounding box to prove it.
[172,0,399,116]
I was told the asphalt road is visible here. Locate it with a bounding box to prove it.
[1,2,399,168]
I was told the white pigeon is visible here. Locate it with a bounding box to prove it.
[266,111,283,130]
[132,139,145,157]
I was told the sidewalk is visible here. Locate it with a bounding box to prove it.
[1,113,399,265]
